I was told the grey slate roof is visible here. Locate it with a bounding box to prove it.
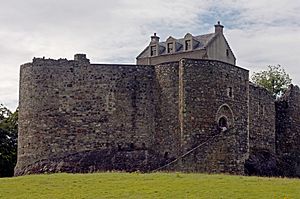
[137,33,216,58]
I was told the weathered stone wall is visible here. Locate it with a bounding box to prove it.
[153,62,181,159]
[276,85,300,154]
[249,83,275,153]
[15,56,163,175]
[178,59,249,174]
[17,56,273,176]
[275,85,300,176]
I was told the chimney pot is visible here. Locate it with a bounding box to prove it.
[151,33,160,43]
[74,54,90,63]
[214,21,224,34]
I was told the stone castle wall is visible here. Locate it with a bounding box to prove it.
[275,85,300,176]
[178,59,249,174]
[153,62,181,159]
[276,85,300,155]
[249,83,276,153]
[16,56,163,175]
[16,55,294,176]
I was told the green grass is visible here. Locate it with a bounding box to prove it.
[0,172,299,199]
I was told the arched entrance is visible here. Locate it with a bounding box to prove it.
[218,116,228,128]
[215,104,234,129]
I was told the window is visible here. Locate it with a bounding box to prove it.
[258,103,265,116]
[130,143,134,149]
[227,87,233,98]
[185,40,191,50]
[167,43,173,53]
[150,45,156,56]
[164,152,169,159]
[226,49,229,57]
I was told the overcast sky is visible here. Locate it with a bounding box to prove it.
[1,0,300,110]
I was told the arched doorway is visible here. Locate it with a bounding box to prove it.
[215,104,234,129]
[218,116,228,128]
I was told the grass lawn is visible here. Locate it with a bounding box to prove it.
[0,172,299,199]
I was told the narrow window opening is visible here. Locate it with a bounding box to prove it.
[117,144,122,151]
[129,143,134,149]
[258,102,265,116]
[227,87,233,98]
[185,40,191,50]
[164,152,169,159]
[226,49,229,57]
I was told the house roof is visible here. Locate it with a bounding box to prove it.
[137,33,217,59]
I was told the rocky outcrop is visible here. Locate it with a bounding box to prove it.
[15,148,172,176]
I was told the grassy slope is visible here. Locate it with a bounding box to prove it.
[0,172,299,199]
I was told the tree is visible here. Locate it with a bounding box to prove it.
[251,65,292,97]
[0,104,18,177]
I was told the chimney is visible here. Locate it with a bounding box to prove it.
[150,33,160,43]
[74,54,90,63]
[214,21,224,34]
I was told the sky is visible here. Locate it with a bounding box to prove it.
[0,0,300,110]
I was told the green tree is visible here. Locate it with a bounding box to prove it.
[0,104,18,177]
[251,65,292,97]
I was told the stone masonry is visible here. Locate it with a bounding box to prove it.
[15,55,251,175]
[249,83,276,153]
[15,23,300,176]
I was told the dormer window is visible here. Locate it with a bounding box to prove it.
[167,43,173,53]
[150,45,157,56]
[185,40,191,51]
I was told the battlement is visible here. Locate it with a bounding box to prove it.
[27,54,91,68]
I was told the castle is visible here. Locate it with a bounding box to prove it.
[15,22,300,177]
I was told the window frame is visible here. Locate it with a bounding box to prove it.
[185,39,191,51]
[150,45,157,56]
[167,42,173,53]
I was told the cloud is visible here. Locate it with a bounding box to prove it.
[0,0,300,110]
[218,0,300,81]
